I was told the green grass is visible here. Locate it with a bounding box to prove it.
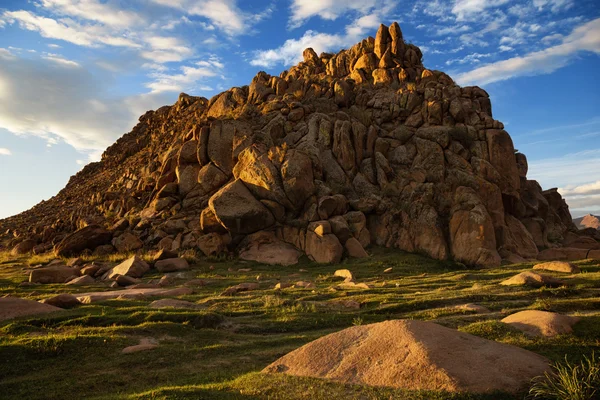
[0,248,599,399]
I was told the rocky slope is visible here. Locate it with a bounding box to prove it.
[1,22,597,266]
[574,214,600,230]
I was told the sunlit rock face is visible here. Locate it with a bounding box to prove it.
[0,22,586,267]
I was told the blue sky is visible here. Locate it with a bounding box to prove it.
[0,0,599,219]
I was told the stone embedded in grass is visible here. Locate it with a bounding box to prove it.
[220,282,259,296]
[294,281,315,289]
[501,310,581,337]
[114,274,141,287]
[336,281,372,290]
[183,279,207,287]
[533,261,580,274]
[152,249,178,262]
[263,319,550,394]
[454,303,490,313]
[29,265,80,284]
[149,299,203,310]
[383,267,393,273]
[274,282,292,290]
[122,338,158,354]
[76,287,193,303]
[500,271,564,288]
[0,296,63,321]
[154,258,190,273]
[39,293,81,309]
[333,269,354,281]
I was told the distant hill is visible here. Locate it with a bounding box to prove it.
[573,214,600,230]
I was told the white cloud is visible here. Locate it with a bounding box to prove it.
[42,53,80,67]
[0,48,15,60]
[452,0,511,21]
[533,0,574,13]
[561,180,600,196]
[39,0,144,28]
[250,4,394,68]
[47,43,62,48]
[456,18,600,86]
[2,10,140,48]
[146,57,223,93]
[141,36,193,63]
[289,0,383,27]
[0,148,12,156]
[0,52,172,154]
[149,0,268,36]
[445,52,491,65]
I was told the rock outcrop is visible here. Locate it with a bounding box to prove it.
[0,22,593,267]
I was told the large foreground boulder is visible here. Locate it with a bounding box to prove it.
[263,320,549,394]
[54,225,112,256]
[0,296,63,321]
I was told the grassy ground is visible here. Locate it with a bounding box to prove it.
[0,248,598,399]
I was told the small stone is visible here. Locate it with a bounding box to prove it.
[455,304,490,313]
[294,281,316,289]
[334,269,354,280]
[384,267,393,273]
[275,282,292,290]
[122,338,158,354]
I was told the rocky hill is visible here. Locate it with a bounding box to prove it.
[2,22,597,266]
[574,214,600,230]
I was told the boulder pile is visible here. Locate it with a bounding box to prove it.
[1,22,596,267]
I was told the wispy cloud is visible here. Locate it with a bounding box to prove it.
[251,3,395,68]
[146,56,224,93]
[0,148,12,156]
[456,18,600,85]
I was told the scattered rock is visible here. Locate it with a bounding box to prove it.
[154,258,190,273]
[107,256,150,279]
[500,271,564,288]
[333,269,354,281]
[533,261,580,274]
[30,265,80,284]
[454,304,490,313]
[65,275,96,286]
[111,232,143,253]
[262,319,550,393]
[220,282,259,296]
[39,294,81,308]
[0,296,63,321]
[76,287,193,303]
[344,237,369,258]
[11,239,36,255]
[294,281,316,289]
[122,338,158,354]
[54,225,112,257]
[501,310,580,337]
[115,274,141,287]
[152,249,178,261]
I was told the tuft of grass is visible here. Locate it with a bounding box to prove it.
[528,353,599,400]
